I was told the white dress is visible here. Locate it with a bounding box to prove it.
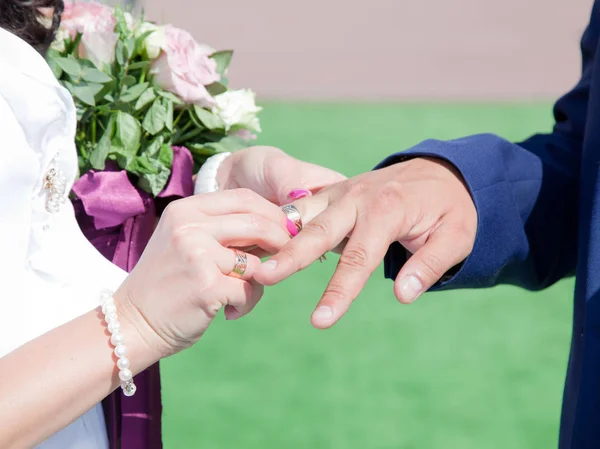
[0,27,128,448]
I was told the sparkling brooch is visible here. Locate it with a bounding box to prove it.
[44,154,67,213]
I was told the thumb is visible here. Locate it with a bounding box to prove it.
[274,160,346,205]
[393,226,471,304]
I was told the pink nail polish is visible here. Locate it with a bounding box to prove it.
[288,189,311,200]
[286,218,299,237]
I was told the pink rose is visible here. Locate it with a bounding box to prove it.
[60,1,118,67]
[149,25,220,107]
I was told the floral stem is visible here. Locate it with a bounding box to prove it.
[172,108,186,128]
[91,116,97,142]
[173,127,204,145]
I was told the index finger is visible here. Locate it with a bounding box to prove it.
[310,211,397,329]
[179,188,288,226]
[252,199,357,286]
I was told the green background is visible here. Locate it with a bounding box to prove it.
[162,103,574,449]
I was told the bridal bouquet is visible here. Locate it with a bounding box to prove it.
[47,1,261,196]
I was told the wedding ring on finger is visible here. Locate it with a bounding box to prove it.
[281,204,303,235]
[282,204,327,261]
[230,249,248,279]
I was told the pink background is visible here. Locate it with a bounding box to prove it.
[140,0,594,101]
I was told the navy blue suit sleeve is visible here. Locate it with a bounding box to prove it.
[378,4,599,291]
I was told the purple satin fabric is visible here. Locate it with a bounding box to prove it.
[72,147,195,449]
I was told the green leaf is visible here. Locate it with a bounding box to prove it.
[104,94,115,102]
[164,99,174,132]
[138,166,171,196]
[54,56,82,77]
[46,50,63,79]
[193,106,224,130]
[156,89,185,105]
[210,50,233,77]
[158,144,173,167]
[128,60,151,71]
[120,82,149,103]
[125,37,136,59]
[116,111,141,153]
[205,82,228,97]
[135,87,156,110]
[72,85,96,106]
[202,142,232,154]
[66,33,83,56]
[81,67,113,83]
[132,154,159,175]
[123,75,137,87]
[109,144,131,169]
[86,82,105,96]
[142,100,167,134]
[212,135,249,152]
[89,122,113,170]
[188,143,218,157]
[146,135,164,157]
[116,40,126,66]
[114,6,131,37]
[78,58,96,69]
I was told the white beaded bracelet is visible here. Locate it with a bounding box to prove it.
[194,152,232,194]
[100,289,136,397]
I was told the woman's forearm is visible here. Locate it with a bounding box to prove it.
[0,302,158,449]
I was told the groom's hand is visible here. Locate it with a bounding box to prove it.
[217,146,347,205]
[253,157,477,329]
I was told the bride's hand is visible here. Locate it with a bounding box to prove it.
[216,146,346,205]
[114,188,290,360]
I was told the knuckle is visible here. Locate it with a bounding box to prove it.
[454,225,475,249]
[277,244,297,261]
[339,244,369,270]
[345,179,367,197]
[322,282,348,302]
[184,248,208,271]
[374,181,404,211]
[169,225,190,251]
[161,201,184,228]
[419,252,446,279]
[200,299,223,320]
[246,213,265,232]
[235,188,256,204]
[303,219,330,238]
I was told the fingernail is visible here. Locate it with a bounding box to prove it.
[312,305,333,322]
[261,260,278,271]
[398,276,423,303]
[288,189,311,200]
[286,218,299,237]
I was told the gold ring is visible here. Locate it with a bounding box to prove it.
[281,204,303,233]
[231,250,248,278]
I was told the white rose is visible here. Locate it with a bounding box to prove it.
[50,27,69,53]
[135,22,165,60]
[213,89,262,132]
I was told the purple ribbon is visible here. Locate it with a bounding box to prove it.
[72,147,195,449]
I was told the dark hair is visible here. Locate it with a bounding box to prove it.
[0,0,64,54]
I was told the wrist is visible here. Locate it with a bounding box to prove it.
[215,151,237,190]
[112,289,165,372]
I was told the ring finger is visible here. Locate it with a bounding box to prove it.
[201,213,291,254]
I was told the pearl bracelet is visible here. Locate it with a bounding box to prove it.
[100,289,136,397]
